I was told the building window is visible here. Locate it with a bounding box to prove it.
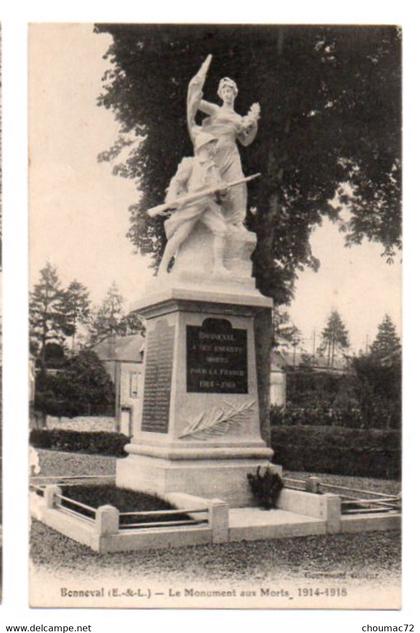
[129,372,140,398]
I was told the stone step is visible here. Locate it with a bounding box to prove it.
[228,507,326,541]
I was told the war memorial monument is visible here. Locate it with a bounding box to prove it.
[117,55,274,506]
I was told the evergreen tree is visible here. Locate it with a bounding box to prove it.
[88,281,125,344]
[61,279,91,351]
[319,310,350,367]
[88,282,145,344]
[30,263,73,370]
[370,314,401,360]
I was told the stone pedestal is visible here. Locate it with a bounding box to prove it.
[117,235,273,507]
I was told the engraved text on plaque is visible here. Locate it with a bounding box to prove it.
[187,318,248,394]
[141,318,175,433]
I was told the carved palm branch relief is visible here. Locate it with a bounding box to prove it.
[178,399,255,440]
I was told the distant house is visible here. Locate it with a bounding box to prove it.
[93,334,145,436]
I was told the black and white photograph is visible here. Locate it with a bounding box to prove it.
[28,23,402,609]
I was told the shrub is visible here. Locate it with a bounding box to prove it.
[34,350,115,419]
[280,357,401,431]
[270,402,365,428]
[29,429,129,457]
[247,466,283,509]
[271,425,401,479]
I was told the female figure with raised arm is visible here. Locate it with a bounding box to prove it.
[187,55,260,226]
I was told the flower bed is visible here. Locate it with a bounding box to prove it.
[59,484,190,525]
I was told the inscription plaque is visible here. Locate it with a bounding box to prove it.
[187,318,248,394]
[141,318,175,433]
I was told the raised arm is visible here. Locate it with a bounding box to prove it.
[187,55,214,141]
[198,98,219,116]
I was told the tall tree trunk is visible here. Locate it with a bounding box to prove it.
[254,192,280,449]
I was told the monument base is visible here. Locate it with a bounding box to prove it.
[119,279,274,509]
[116,453,274,508]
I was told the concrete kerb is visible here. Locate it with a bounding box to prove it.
[164,492,229,543]
[44,484,62,509]
[95,505,119,536]
[31,482,401,552]
[324,493,342,533]
[278,487,342,533]
[31,487,222,552]
[209,498,229,543]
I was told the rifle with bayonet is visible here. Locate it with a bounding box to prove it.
[147,173,261,218]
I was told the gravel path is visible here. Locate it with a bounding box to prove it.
[31,520,400,586]
[33,449,401,496]
[46,416,115,432]
[33,449,116,478]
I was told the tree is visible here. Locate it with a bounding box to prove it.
[95,25,401,441]
[61,280,91,351]
[30,263,73,370]
[350,317,401,430]
[88,281,125,344]
[88,281,145,345]
[319,310,350,368]
[370,314,401,360]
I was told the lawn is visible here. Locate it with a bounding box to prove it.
[30,449,401,587]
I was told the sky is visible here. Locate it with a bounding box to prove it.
[29,23,401,354]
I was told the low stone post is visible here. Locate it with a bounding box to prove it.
[324,493,341,533]
[209,498,229,543]
[305,476,321,494]
[95,505,119,536]
[45,485,62,509]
